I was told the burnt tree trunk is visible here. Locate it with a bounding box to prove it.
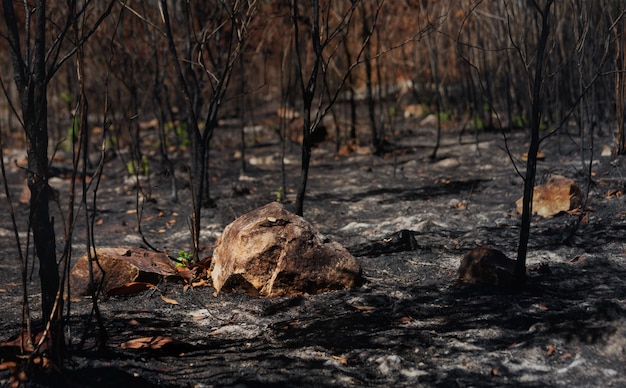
[514,0,553,288]
[293,0,322,217]
[361,3,379,154]
[3,0,61,355]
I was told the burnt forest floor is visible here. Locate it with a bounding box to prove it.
[1,120,626,387]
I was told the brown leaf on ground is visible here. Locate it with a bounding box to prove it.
[0,361,17,371]
[570,255,584,263]
[1,330,53,353]
[107,282,156,296]
[160,295,180,304]
[120,336,188,351]
[176,266,192,283]
[191,278,208,288]
[331,355,348,365]
[520,150,546,161]
[606,189,622,198]
[351,305,376,312]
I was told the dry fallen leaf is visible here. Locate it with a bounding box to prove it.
[0,331,54,353]
[191,279,207,288]
[331,355,348,365]
[176,266,192,283]
[581,212,589,224]
[160,295,180,305]
[351,305,376,312]
[0,361,17,371]
[520,150,546,161]
[570,255,584,263]
[606,189,622,198]
[107,282,156,296]
[221,316,238,326]
[121,336,186,350]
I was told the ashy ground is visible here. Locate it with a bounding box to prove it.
[0,121,625,387]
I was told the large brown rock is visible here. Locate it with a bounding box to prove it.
[210,202,362,297]
[516,175,583,218]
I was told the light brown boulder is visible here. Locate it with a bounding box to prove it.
[516,175,583,218]
[211,202,362,297]
[70,247,178,298]
[457,246,516,287]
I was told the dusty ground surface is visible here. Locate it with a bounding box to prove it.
[1,117,625,387]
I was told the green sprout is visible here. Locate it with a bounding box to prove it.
[471,115,484,130]
[438,111,452,122]
[60,91,73,106]
[512,115,528,128]
[275,186,284,202]
[126,155,150,176]
[176,250,193,268]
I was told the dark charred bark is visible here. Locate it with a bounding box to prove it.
[361,3,379,154]
[293,0,321,217]
[514,0,554,289]
[3,0,62,358]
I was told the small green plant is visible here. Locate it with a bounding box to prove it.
[539,120,552,132]
[512,115,527,128]
[60,91,73,106]
[275,186,284,202]
[165,121,190,148]
[105,134,117,148]
[126,155,150,176]
[62,116,80,151]
[438,111,452,122]
[176,250,193,268]
[471,115,485,130]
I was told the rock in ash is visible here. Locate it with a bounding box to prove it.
[515,174,582,218]
[211,202,362,297]
[457,246,516,287]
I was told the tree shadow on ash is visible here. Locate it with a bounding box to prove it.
[310,178,488,204]
[60,257,625,387]
[264,259,626,387]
